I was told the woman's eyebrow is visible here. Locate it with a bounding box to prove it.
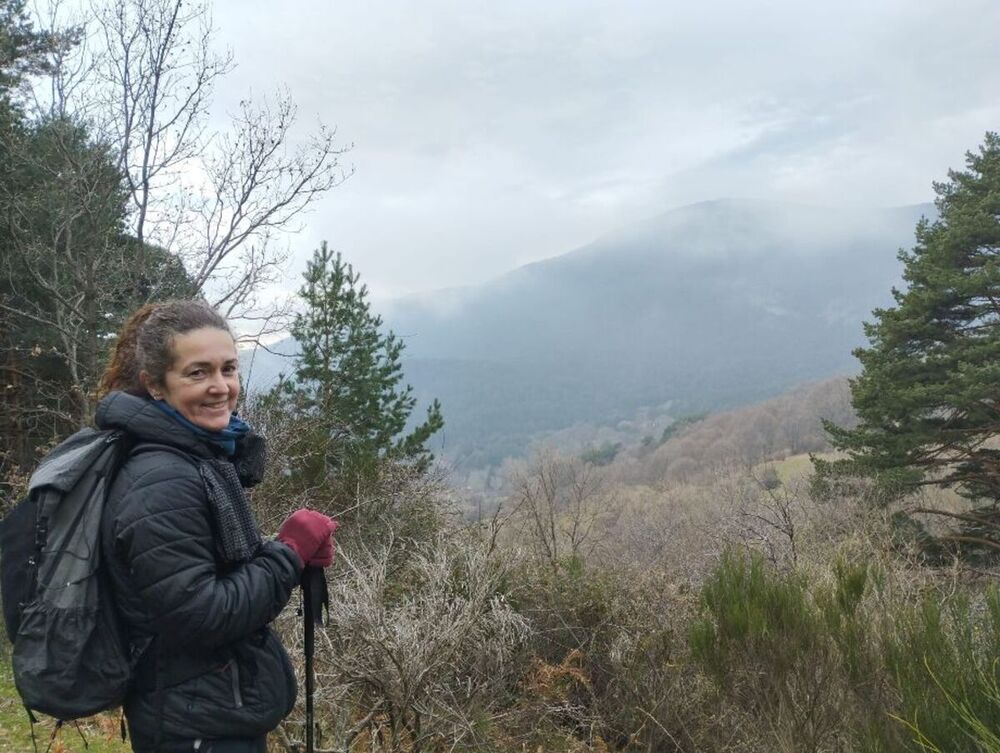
[184,358,238,369]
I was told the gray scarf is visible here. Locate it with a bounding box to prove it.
[198,459,262,563]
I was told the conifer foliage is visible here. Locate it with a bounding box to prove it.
[0,0,71,97]
[282,241,444,479]
[823,133,1000,546]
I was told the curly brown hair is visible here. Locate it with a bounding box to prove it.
[97,300,232,399]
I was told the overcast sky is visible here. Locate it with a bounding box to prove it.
[205,0,1000,304]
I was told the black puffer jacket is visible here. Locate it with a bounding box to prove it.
[97,392,300,748]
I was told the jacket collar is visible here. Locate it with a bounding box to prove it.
[96,391,267,487]
[95,391,218,459]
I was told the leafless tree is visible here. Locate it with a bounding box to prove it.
[188,92,348,327]
[743,465,803,567]
[511,450,613,571]
[86,0,350,330]
[92,0,228,247]
[712,463,805,568]
[1,0,351,447]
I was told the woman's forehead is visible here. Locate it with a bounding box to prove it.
[170,327,238,365]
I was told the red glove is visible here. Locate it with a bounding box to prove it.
[277,509,337,569]
[307,519,339,567]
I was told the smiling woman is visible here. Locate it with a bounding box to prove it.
[92,300,337,753]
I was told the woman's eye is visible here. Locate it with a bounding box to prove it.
[188,369,204,378]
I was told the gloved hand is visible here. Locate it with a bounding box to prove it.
[307,519,339,567]
[277,509,337,569]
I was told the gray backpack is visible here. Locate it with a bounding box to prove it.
[0,427,133,720]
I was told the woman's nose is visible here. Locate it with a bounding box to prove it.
[207,371,228,392]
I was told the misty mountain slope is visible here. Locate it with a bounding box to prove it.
[246,199,933,469]
[382,199,931,467]
[391,200,925,358]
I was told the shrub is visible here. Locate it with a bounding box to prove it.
[689,550,854,753]
[689,549,821,688]
[276,531,529,753]
[511,559,697,752]
[903,660,1000,753]
[878,587,1000,753]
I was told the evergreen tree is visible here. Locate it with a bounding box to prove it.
[0,0,74,100]
[282,241,444,481]
[821,133,1000,554]
[0,114,194,461]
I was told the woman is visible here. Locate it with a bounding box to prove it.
[96,300,335,753]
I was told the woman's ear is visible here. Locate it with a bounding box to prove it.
[139,371,163,400]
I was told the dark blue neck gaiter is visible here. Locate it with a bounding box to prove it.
[152,400,250,456]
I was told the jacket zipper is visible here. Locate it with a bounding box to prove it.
[229,660,243,708]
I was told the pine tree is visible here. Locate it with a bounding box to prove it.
[0,0,75,100]
[820,133,1000,554]
[282,241,444,481]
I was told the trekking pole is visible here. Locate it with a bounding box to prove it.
[301,565,328,753]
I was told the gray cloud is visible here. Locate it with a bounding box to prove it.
[209,0,1000,302]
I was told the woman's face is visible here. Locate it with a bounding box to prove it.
[152,327,240,432]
